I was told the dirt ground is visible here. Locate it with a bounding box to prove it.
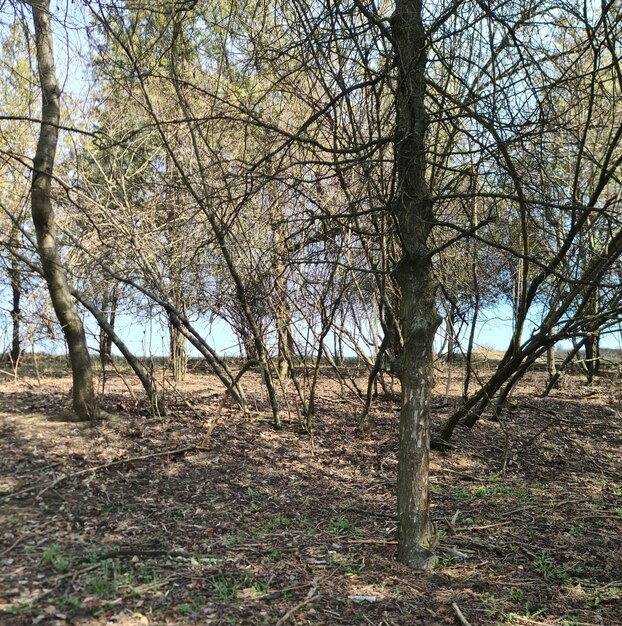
[1,357,621,625]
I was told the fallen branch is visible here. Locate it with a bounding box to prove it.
[0,520,54,557]
[37,444,211,497]
[452,602,473,626]
[91,546,193,560]
[521,418,561,448]
[1,443,210,501]
[275,580,319,625]
[436,468,495,482]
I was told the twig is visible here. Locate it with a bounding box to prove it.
[109,356,140,404]
[0,534,28,558]
[22,461,63,475]
[36,444,210,497]
[436,468,497,482]
[343,538,397,544]
[244,580,320,601]
[341,506,393,518]
[17,563,103,608]
[1,443,210,501]
[275,579,319,626]
[92,546,192,560]
[464,520,512,531]
[452,602,473,626]
[0,519,55,557]
[521,418,561,448]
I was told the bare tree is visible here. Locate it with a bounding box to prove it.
[27,0,98,420]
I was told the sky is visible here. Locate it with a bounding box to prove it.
[5,298,613,360]
[2,3,621,361]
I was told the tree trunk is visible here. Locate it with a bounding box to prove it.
[546,327,557,389]
[169,321,188,382]
[9,242,21,366]
[584,290,600,383]
[273,219,294,379]
[99,284,118,367]
[584,332,598,384]
[392,0,441,569]
[29,0,97,421]
[72,287,165,416]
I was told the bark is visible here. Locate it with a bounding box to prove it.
[29,0,97,420]
[392,0,441,569]
[99,284,118,367]
[165,154,187,383]
[72,288,165,416]
[584,291,600,383]
[273,221,294,380]
[9,244,21,365]
[546,327,557,388]
[169,317,187,382]
[585,332,600,379]
[99,289,111,366]
[359,329,391,428]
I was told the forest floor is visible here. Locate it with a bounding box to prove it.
[0,356,621,626]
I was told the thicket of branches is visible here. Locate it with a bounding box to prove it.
[2,0,622,567]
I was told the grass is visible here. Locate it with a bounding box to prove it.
[328,516,358,536]
[472,484,531,500]
[57,595,81,612]
[532,550,570,582]
[344,560,366,576]
[260,513,317,535]
[82,559,162,598]
[177,601,205,616]
[209,572,271,601]
[40,543,72,573]
[223,531,245,546]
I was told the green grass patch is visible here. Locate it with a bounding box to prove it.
[40,543,73,574]
[328,516,359,537]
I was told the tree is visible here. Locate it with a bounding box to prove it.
[28,0,97,420]
[391,0,441,568]
[431,0,622,444]
[0,22,38,367]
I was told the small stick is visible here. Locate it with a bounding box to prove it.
[93,547,192,559]
[452,602,473,626]
[521,418,561,448]
[275,580,319,625]
[37,444,210,497]
[0,519,55,557]
[2,443,210,501]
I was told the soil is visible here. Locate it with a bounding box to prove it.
[1,357,621,625]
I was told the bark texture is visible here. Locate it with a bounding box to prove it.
[392,0,441,568]
[273,219,294,380]
[8,229,21,365]
[29,0,97,420]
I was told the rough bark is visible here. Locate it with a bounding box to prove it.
[8,237,21,365]
[29,0,97,420]
[273,220,294,380]
[546,327,557,389]
[583,290,600,383]
[99,284,118,367]
[584,331,600,381]
[392,0,442,569]
[169,316,187,382]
